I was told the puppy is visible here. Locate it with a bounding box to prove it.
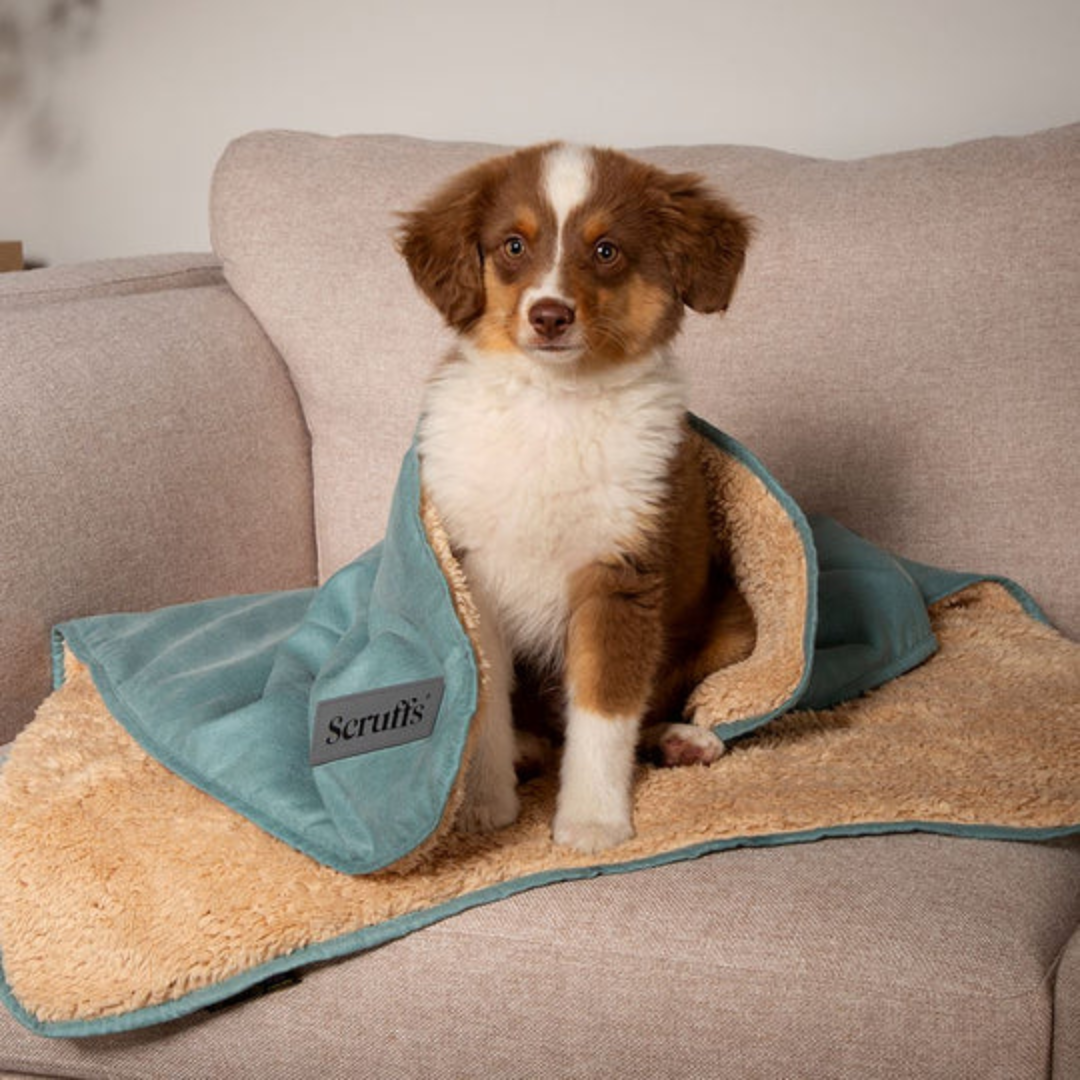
[398,143,754,853]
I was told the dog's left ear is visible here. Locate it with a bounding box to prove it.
[660,174,752,314]
[397,158,505,332]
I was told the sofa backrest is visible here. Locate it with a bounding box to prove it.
[211,125,1079,637]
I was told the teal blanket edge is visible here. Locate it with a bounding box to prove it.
[6,414,1065,1037]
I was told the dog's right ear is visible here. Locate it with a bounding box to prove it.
[658,173,753,316]
[397,159,504,333]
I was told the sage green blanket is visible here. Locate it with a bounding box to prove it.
[1,416,1076,1036]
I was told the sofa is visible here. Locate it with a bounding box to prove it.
[0,124,1077,1078]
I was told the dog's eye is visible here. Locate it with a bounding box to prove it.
[594,240,619,265]
[503,235,527,259]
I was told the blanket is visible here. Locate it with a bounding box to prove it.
[1,416,1077,1036]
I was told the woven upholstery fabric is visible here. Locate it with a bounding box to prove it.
[0,835,1076,1078]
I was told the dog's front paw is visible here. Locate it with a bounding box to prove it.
[457,783,520,835]
[648,723,726,767]
[552,812,634,854]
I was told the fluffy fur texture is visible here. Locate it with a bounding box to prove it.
[398,143,754,852]
[2,583,1076,1025]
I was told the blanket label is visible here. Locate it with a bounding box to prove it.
[310,677,445,766]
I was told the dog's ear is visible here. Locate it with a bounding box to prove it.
[660,173,752,314]
[397,159,505,332]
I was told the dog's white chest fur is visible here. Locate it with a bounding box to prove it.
[418,348,685,664]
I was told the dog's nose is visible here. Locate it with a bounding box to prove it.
[529,298,575,341]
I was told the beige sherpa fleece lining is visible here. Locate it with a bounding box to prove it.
[691,433,809,725]
[1,582,1077,1026]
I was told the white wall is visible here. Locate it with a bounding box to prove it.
[3,0,1078,266]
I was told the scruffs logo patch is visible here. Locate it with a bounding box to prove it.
[310,677,445,766]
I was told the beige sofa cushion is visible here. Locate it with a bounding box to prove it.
[211,125,1080,636]
[0,833,1076,1077]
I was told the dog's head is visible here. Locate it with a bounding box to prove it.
[397,143,751,370]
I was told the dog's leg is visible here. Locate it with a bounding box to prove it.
[553,559,662,854]
[457,573,520,834]
[554,702,641,853]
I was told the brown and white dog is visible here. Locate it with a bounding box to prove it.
[398,143,754,853]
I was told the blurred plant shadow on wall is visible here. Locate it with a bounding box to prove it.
[0,0,101,167]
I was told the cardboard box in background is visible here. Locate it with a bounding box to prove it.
[0,243,24,272]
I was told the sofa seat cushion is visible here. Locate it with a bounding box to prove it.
[0,834,1076,1078]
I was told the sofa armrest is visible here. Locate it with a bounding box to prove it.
[0,254,317,742]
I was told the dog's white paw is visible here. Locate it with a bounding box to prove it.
[552,813,634,854]
[650,723,726,767]
[457,783,520,834]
